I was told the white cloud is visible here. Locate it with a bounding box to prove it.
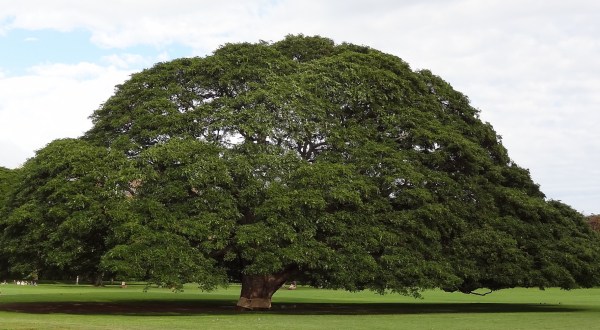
[0,63,133,168]
[0,140,28,169]
[0,0,277,50]
[101,53,152,69]
[27,62,109,79]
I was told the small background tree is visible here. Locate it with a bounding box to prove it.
[588,215,600,232]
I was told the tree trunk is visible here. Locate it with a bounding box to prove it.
[236,270,294,310]
[93,272,104,287]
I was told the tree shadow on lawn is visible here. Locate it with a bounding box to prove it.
[0,300,584,316]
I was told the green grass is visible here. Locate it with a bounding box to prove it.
[0,283,599,329]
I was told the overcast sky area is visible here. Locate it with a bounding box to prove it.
[1,0,599,214]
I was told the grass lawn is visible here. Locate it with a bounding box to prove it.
[0,283,599,329]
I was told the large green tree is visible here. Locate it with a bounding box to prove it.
[80,35,599,308]
[0,139,130,284]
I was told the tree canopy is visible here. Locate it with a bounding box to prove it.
[2,35,599,309]
[0,166,20,279]
[0,139,130,284]
[0,167,18,213]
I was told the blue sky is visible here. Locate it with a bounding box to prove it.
[0,28,195,76]
[1,0,599,214]
[1,29,94,75]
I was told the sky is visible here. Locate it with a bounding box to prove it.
[1,0,599,214]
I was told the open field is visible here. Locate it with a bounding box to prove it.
[0,284,599,329]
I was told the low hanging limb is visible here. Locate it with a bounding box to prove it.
[469,290,493,296]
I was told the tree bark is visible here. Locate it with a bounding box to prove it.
[93,272,104,287]
[236,269,295,310]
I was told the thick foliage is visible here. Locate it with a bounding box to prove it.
[0,166,20,278]
[3,35,599,293]
[0,139,130,282]
[85,35,600,292]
